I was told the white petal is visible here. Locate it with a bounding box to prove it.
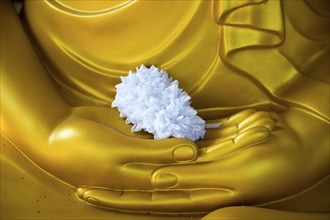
[111,65,206,141]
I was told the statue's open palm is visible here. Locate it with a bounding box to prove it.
[45,106,198,190]
[77,108,329,214]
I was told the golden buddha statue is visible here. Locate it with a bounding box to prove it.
[1,0,329,219]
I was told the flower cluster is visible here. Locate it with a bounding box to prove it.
[111,65,206,141]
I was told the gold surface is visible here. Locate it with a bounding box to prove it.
[1,135,196,220]
[1,0,329,219]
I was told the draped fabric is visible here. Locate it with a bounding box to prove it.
[23,0,329,119]
[24,0,219,106]
[217,0,329,119]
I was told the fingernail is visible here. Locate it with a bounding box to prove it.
[76,188,89,199]
[263,118,275,131]
[86,197,99,205]
[173,145,196,162]
[153,173,178,188]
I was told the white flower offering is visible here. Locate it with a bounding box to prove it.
[112,65,219,141]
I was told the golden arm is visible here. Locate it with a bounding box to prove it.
[1,0,70,155]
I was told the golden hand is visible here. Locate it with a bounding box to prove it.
[76,108,329,214]
[46,106,198,189]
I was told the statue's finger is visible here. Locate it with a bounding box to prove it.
[77,187,235,214]
[205,109,257,128]
[239,117,275,132]
[149,160,233,189]
[228,109,257,124]
[203,125,238,140]
[234,126,271,146]
[198,126,271,159]
[238,111,271,129]
[121,137,198,164]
